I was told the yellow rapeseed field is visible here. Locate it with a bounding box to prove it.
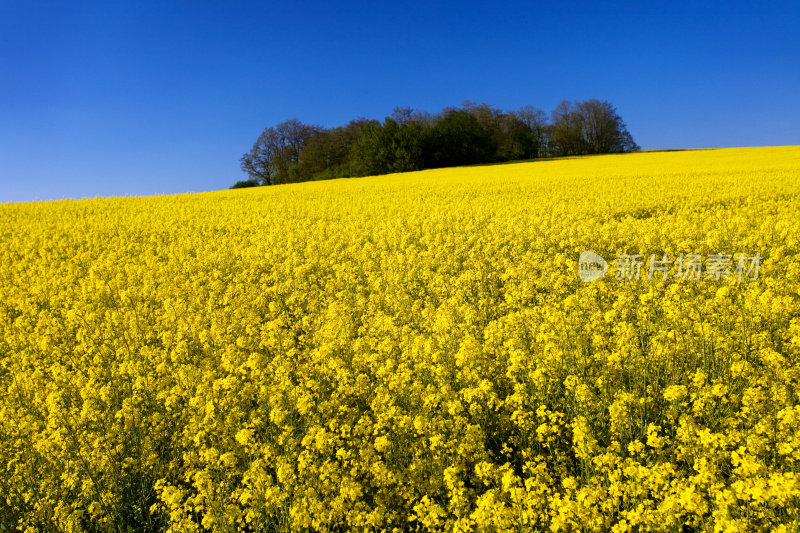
[2,146,800,532]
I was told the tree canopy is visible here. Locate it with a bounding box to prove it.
[237,99,639,187]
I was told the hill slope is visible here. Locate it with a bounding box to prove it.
[2,146,800,531]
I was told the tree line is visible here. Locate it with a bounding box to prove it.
[235,99,639,187]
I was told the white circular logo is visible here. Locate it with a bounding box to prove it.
[578,251,608,282]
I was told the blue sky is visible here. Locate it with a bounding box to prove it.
[1,1,798,203]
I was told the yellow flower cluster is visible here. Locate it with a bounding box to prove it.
[1,146,799,531]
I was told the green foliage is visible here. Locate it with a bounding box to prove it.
[426,110,496,168]
[550,99,639,156]
[230,179,261,189]
[350,118,428,176]
[236,100,639,187]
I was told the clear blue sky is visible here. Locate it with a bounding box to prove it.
[1,1,798,203]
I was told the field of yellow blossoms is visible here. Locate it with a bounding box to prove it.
[2,146,800,532]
